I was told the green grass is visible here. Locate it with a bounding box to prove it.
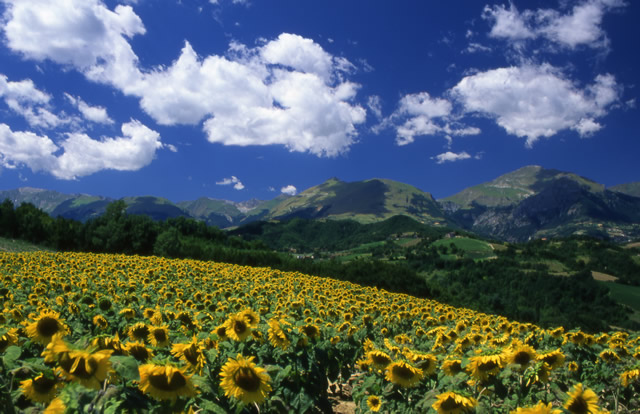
[599,281,640,323]
[431,237,496,260]
[0,237,50,252]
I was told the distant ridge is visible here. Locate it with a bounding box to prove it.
[1,165,639,242]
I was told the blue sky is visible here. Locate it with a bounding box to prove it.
[0,0,638,203]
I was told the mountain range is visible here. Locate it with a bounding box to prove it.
[2,165,639,242]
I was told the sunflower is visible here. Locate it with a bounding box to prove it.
[598,349,621,364]
[510,401,558,413]
[44,397,66,414]
[567,361,579,372]
[0,328,19,352]
[384,360,423,388]
[119,308,136,320]
[467,354,503,382]
[239,309,260,328]
[171,337,206,375]
[138,364,198,402]
[442,359,463,376]
[25,310,68,345]
[508,344,538,370]
[213,324,228,340]
[268,319,290,349]
[300,324,321,340]
[537,349,565,370]
[53,344,113,389]
[366,350,393,370]
[148,325,171,347]
[92,315,109,330]
[91,334,126,355]
[20,373,60,404]
[220,353,272,405]
[128,322,150,343]
[125,341,154,362]
[432,391,477,414]
[407,351,438,375]
[563,383,603,414]
[224,313,252,342]
[367,395,382,412]
[524,362,551,386]
[620,369,640,387]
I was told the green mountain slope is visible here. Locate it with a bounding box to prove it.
[610,182,640,198]
[265,178,446,224]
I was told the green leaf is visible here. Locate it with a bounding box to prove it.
[109,355,140,381]
[276,364,292,383]
[1,346,21,368]
[197,400,228,414]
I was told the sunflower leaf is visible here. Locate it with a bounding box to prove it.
[110,356,140,381]
[1,345,20,368]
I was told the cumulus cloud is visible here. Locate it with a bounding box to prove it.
[2,2,366,157]
[0,120,162,179]
[483,0,626,50]
[389,92,480,145]
[451,64,619,146]
[65,94,114,124]
[0,74,67,128]
[216,176,245,190]
[280,185,297,196]
[433,151,472,164]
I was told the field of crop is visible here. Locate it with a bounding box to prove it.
[1,251,639,413]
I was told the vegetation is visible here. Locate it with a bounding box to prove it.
[1,199,639,332]
[1,251,639,413]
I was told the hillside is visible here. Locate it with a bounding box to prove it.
[442,166,640,242]
[611,182,640,198]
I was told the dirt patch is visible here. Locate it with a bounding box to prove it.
[592,271,618,282]
[624,242,640,249]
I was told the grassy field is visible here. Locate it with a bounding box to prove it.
[600,281,640,323]
[431,237,496,260]
[0,237,49,252]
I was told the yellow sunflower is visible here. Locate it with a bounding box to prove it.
[537,349,565,370]
[44,397,66,414]
[467,354,503,382]
[25,310,68,345]
[442,359,463,376]
[125,341,154,362]
[213,324,228,340]
[365,350,393,370]
[128,322,150,343]
[384,360,423,388]
[300,324,321,340]
[432,391,477,414]
[598,349,621,364]
[220,353,272,405]
[510,401,558,413]
[138,364,198,402]
[147,325,171,347]
[508,344,538,370]
[408,351,438,375]
[239,309,260,328]
[620,369,640,387]
[20,373,61,404]
[92,315,109,330]
[267,319,290,350]
[171,337,206,375]
[366,395,383,412]
[56,346,113,389]
[563,383,603,414]
[224,313,252,342]
[0,328,19,352]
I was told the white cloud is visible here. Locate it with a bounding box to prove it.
[65,94,114,124]
[0,120,162,179]
[389,92,480,145]
[367,95,383,119]
[483,0,625,50]
[451,64,620,146]
[464,43,492,54]
[0,74,67,128]
[216,176,244,190]
[280,185,297,196]
[433,151,472,164]
[2,2,367,157]
[2,0,145,91]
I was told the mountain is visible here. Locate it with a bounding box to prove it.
[442,166,640,242]
[264,177,447,224]
[610,182,640,198]
[1,166,639,242]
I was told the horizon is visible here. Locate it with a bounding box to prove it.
[1,1,639,203]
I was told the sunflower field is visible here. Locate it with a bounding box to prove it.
[0,251,639,413]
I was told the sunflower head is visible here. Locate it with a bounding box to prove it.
[25,310,68,345]
[138,364,198,402]
[57,347,113,389]
[510,401,555,413]
[224,313,252,342]
[128,323,150,343]
[384,360,423,388]
[147,326,171,347]
[20,373,60,404]
[220,354,272,405]
[508,344,538,370]
[537,349,565,370]
[432,391,477,414]
[563,383,602,414]
[125,341,154,362]
[171,337,206,375]
[442,359,463,376]
[366,395,382,412]
[0,328,19,352]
